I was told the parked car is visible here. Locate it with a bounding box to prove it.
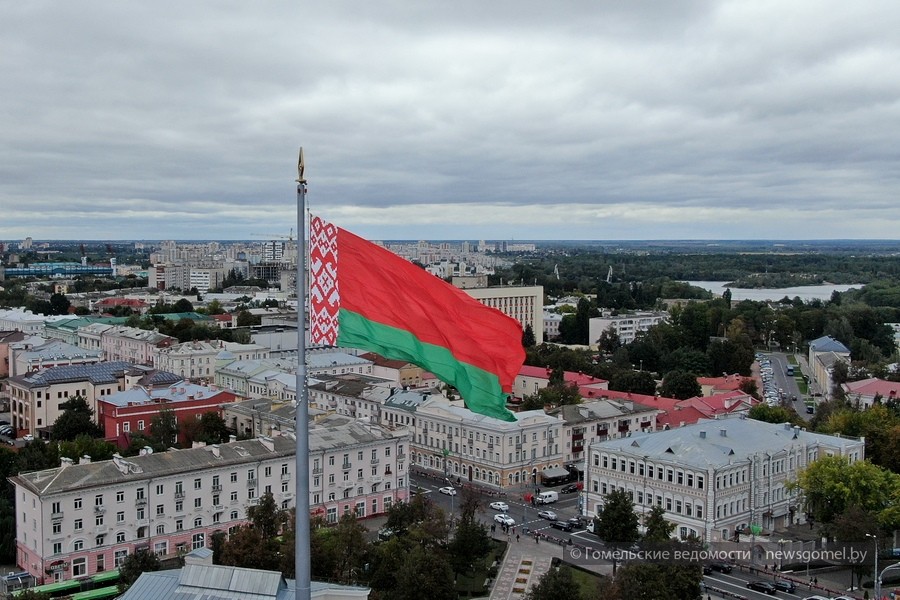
[746,581,777,595]
[489,501,509,512]
[772,579,796,593]
[560,483,579,493]
[702,565,712,575]
[537,510,557,521]
[22,434,34,442]
[708,562,733,573]
[438,486,457,496]
[377,527,396,541]
[493,514,515,526]
[550,520,574,532]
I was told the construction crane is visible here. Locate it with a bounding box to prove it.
[250,228,294,241]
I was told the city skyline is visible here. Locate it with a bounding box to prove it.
[3,2,900,241]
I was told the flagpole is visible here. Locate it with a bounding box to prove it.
[294,148,311,600]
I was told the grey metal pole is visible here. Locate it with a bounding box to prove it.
[295,148,311,600]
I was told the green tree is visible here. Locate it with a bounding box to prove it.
[595,488,639,575]
[658,370,701,400]
[49,293,71,315]
[392,545,456,600]
[118,548,161,591]
[609,370,657,396]
[524,565,581,600]
[447,512,491,578]
[51,396,103,441]
[12,591,50,600]
[748,403,799,425]
[642,505,675,542]
[173,298,195,312]
[148,408,179,449]
[597,325,621,355]
[522,324,537,348]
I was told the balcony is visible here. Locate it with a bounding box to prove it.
[397,453,406,460]
[135,498,147,506]
[174,491,185,499]
[370,458,379,465]
[384,469,392,476]
[246,479,257,488]
[312,467,323,475]
[281,473,291,482]
[51,511,64,521]
[212,485,222,493]
[371,476,382,484]
[95,526,108,535]
[93,506,105,514]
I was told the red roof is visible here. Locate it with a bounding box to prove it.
[518,365,608,386]
[843,378,900,399]
[697,374,750,393]
[94,298,149,308]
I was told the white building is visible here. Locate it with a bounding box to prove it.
[462,285,543,344]
[547,399,660,464]
[155,340,270,382]
[543,312,563,341]
[588,311,669,346]
[381,391,563,490]
[11,424,408,584]
[308,374,394,423]
[584,415,865,542]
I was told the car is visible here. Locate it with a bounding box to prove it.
[537,510,557,520]
[560,483,579,493]
[438,486,457,496]
[489,501,509,512]
[746,581,777,595]
[494,514,515,526]
[22,434,34,442]
[549,520,574,532]
[377,527,397,541]
[708,562,733,573]
[566,516,587,529]
[0,420,9,425]
[702,565,712,575]
[772,580,796,593]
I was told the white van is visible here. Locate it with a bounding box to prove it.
[536,491,558,504]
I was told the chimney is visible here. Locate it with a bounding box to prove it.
[60,457,74,468]
[209,444,221,458]
[793,425,801,439]
[229,434,237,443]
[79,455,91,465]
[699,431,706,439]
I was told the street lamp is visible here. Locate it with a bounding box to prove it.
[866,533,878,600]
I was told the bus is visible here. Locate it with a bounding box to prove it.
[785,365,795,376]
[12,569,120,599]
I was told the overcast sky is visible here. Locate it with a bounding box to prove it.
[3,1,899,242]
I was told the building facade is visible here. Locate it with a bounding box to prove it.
[588,311,669,346]
[462,285,543,344]
[381,392,563,490]
[11,424,408,584]
[584,415,865,542]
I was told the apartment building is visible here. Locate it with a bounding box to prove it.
[11,424,408,583]
[546,399,659,464]
[588,311,669,346]
[154,340,269,382]
[7,339,103,378]
[584,415,865,542]
[462,285,543,344]
[358,353,425,388]
[308,374,394,423]
[808,336,851,399]
[100,326,177,366]
[5,362,182,438]
[512,365,608,401]
[381,391,563,489]
[97,382,241,445]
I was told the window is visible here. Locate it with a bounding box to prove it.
[156,524,165,535]
[117,511,125,523]
[123,422,130,432]
[51,501,61,514]
[95,534,105,547]
[194,498,202,508]
[136,487,145,500]
[175,501,183,512]
[138,420,145,431]
[72,557,87,577]
[74,498,83,510]
[176,519,184,531]
[193,517,203,528]
[248,488,256,499]
[192,532,204,549]
[264,466,272,477]
[230,472,237,483]
[247,469,255,481]
[281,463,289,475]
[156,504,164,516]
[154,541,168,556]
[156,484,164,495]
[53,542,62,555]
[230,510,238,520]
[230,491,238,502]
[194,478,201,490]
[95,515,104,526]
[116,532,126,543]
[52,522,61,535]
[114,550,127,567]
[94,494,103,506]
[75,519,83,531]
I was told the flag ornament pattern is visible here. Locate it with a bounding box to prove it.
[308,216,525,422]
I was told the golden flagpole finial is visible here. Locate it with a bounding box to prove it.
[296,147,306,184]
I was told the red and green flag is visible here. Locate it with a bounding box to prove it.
[309,216,524,422]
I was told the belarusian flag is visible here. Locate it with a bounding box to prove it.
[309,216,524,422]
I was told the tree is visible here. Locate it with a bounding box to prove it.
[49,293,71,315]
[13,591,50,600]
[118,548,161,591]
[524,565,581,600]
[597,325,621,354]
[51,396,103,441]
[658,370,701,400]
[173,298,195,312]
[522,324,537,348]
[595,489,640,575]
[748,403,799,425]
[148,408,179,449]
[447,512,491,578]
[609,370,657,396]
[642,505,675,542]
[392,545,456,600]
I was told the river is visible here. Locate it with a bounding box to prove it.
[685,281,862,302]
